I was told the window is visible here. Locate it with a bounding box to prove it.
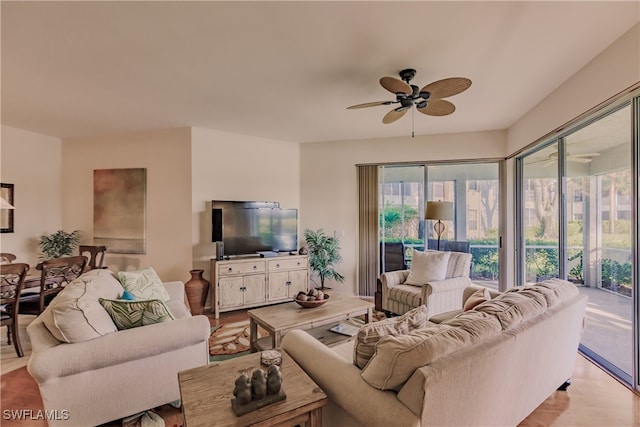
[468,209,478,231]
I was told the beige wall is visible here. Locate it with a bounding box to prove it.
[300,130,507,295]
[508,23,640,154]
[190,127,301,304]
[61,128,192,281]
[0,125,62,267]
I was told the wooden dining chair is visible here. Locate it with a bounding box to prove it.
[18,256,87,315]
[0,253,17,265]
[1,262,30,357]
[79,245,107,270]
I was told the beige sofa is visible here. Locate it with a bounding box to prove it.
[282,279,587,427]
[381,250,473,317]
[26,269,210,427]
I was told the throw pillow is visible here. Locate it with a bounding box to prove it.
[117,267,171,302]
[405,250,450,285]
[120,290,136,301]
[361,314,502,391]
[463,287,491,311]
[353,305,429,369]
[42,270,121,343]
[99,298,175,330]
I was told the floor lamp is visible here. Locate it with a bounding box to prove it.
[425,201,453,251]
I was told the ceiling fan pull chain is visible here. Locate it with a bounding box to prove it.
[412,108,415,138]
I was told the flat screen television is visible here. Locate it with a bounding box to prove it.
[212,203,298,256]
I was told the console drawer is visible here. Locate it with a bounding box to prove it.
[268,258,308,271]
[219,260,266,276]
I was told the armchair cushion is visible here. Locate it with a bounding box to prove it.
[353,305,429,369]
[405,250,450,285]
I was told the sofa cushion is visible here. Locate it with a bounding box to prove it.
[361,313,502,391]
[99,298,175,330]
[405,250,450,285]
[42,269,122,343]
[117,267,171,302]
[353,305,429,369]
[474,288,547,330]
[463,287,491,311]
[534,279,579,306]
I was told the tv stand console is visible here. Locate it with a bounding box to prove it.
[210,254,309,319]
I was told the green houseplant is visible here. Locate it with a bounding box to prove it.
[303,228,345,290]
[38,230,81,260]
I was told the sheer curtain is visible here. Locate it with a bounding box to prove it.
[357,165,379,296]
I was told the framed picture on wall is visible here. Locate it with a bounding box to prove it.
[1,183,15,233]
[93,168,147,254]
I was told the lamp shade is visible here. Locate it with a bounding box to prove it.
[425,201,453,221]
[0,197,14,209]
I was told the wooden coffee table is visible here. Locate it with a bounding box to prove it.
[248,293,374,352]
[178,351,327,427]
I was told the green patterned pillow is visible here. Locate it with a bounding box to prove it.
[117,267,171,302]
[99,298,175,330]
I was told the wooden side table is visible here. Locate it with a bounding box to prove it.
[178,351,327,427]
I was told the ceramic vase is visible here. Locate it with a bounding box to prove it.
[185,269,209,315]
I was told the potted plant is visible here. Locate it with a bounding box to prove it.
[38,230,81,260]
[303,228,345,290]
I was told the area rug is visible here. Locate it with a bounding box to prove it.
[209,320,263,362]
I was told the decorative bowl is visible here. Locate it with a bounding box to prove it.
[295,294,330,308]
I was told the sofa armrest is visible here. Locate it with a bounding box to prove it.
[28,314,210,383]
[421,276,472,318]
[380,270,410,312]
[163,280,185,302]
[281,330,419,427]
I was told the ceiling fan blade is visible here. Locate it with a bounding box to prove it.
[380,77,412,95]
[420,77,472,99]
[568,157,593,163]
[382,108,408,124]
[417,99,455,116]
[346,100,394,109]
[570,153,600,157]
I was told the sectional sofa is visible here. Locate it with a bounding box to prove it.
[282,279,587,427]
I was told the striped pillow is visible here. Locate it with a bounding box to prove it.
[353,305,429,369]
[99,298,175,330]
[426,250,472,278]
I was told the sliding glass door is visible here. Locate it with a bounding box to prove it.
[379,162,500,288]
[516,102,636,386]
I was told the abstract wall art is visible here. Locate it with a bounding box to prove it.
[93,168,147,254]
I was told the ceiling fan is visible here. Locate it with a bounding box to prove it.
[347,68,472,124]
[529,150,600,167]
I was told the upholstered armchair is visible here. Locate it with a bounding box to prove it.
[380,250,472,317]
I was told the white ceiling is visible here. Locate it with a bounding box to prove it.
[2,1,639,143]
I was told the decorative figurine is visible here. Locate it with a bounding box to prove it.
[232,374,252,405]
[251,369,267,400]
[266,364,282,395]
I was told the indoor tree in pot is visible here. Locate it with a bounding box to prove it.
[303,228,345,290]
[38,230,81,260]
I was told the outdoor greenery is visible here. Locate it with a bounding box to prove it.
[303,228,345,290]
[38,230,81,260]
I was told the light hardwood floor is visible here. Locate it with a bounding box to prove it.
[2,310,639,426]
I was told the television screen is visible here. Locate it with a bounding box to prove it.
[212,204,298,255]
